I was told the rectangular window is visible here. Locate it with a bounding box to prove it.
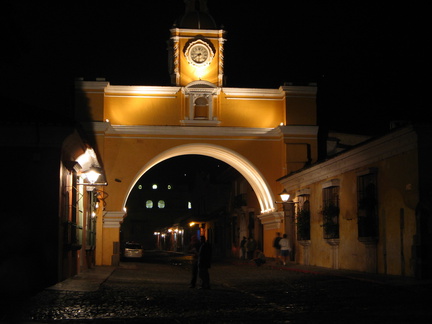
[322,186,340,239]
[357,172,378,239]
[296,195,310,241]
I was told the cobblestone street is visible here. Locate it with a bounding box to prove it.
[4,251,432,323]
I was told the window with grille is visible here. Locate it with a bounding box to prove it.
[322,185,340,239]
[357,172,378,239]
[296,195,310,241]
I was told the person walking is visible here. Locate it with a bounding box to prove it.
[279,234,291,265]
[246,237,256,260]
[188,235,201,288]
[198,236,212,289]
[273,232,282,263]
[240,236,247,260]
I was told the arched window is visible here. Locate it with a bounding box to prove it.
[158,200,165,208]
[146,200,153,208]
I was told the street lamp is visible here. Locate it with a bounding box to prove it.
[275,189,291,204]
[279,189,290,203]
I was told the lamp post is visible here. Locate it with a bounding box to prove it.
[275,188,296,262]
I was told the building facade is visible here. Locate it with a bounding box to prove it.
[74,2,318,265]
[278,124,432,278]
[1,100,105,295]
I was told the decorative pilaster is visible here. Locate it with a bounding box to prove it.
[326,239,340,269]
[299,240,311,265]
[258,211,284,230]
[103,211,125,228]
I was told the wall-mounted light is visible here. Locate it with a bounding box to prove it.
[84,167,102,184]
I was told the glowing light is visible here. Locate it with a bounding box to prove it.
[195,66,206,79]
[279,189,290,202]
[84,167,101,184]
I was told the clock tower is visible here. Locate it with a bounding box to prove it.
[168,0,226,87]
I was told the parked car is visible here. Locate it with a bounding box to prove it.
[123,242,143,259]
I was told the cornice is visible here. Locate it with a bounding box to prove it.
[105,125,283,139]
[170,28,225,37]
[75,81,110,91]
[222,87,285,99]
[105,85,181,97]
[281,85,317,97]
[279,125,319,138]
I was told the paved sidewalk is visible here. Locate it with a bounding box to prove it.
[45,256,431,294]
[229,258,432,287]
[6,253,432,323]
[46,266,116,292]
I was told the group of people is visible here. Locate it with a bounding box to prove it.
[239,236,258,260]
[273,232,291,265]
[188,232,292,288]
[188,235,212,289]
[239,233,291,267]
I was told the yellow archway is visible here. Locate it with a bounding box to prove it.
[123,143,276,214]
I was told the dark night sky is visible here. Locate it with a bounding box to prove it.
[1,1,426,135]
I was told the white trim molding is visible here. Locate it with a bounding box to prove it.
[103,211,125,228]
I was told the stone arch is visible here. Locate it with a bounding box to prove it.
[123,143,276,214]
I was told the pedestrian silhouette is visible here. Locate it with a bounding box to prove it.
[198,235,212,289]
[279,234,291,265]
[240,236,247,260]
[246,237,256,260]
[188,235,201,288]
[273,232,282,264]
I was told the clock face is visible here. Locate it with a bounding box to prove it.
[185,41,214,67]
[190,44,209,64]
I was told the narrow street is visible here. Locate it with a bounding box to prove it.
[5,251,432,323]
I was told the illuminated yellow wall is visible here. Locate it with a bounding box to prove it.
[104,95,182,126]
[280,128,419,277]
[171,28,224,86]
[103,136,284,211]
[220,95,285,128]
[76,80,317,265]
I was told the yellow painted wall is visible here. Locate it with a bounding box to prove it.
[220,95,285,128]
[287,147,418,277]
[103,135,284,212]
[77,80,317,266]
[104,95,182,126]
